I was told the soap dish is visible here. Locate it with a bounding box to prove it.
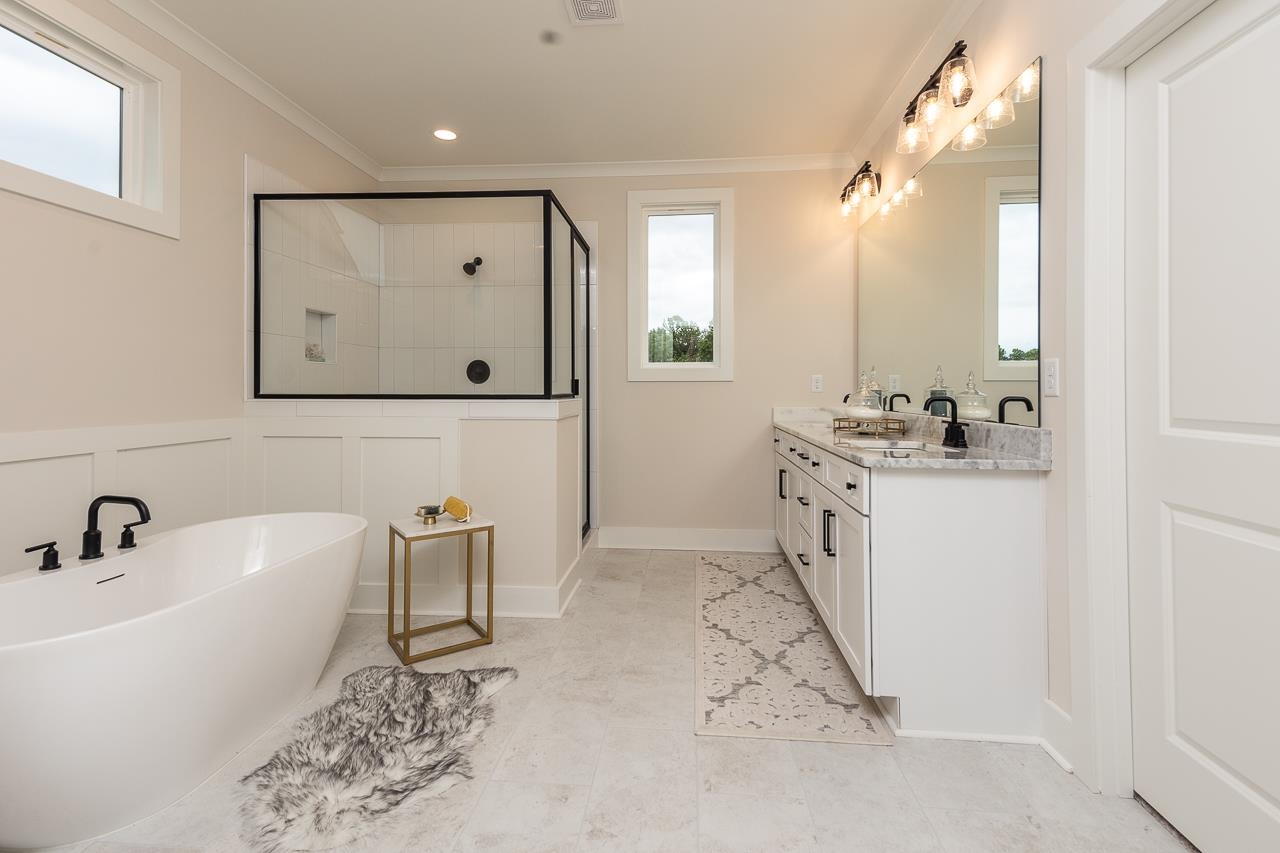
[415,504,444,525]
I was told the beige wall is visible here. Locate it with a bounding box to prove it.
[391,170,857,535]
[0,0,374,433]
[851,0,1133,767]
[859,158,1039,423]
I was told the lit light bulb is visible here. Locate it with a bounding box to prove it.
[950,120,988,152]
[917,88,942,131]
[841,200,851,217]
[979,93,1015,130]
[1012,62,1041,102]
[857,171,878,199]
[949,71,968,100]
[903,176,923,199]
[891,189,906,208]
[880,203,892,219]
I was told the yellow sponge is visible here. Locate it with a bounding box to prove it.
[443,496,471,523]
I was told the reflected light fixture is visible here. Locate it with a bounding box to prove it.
[879,202,892,219]
[979,92,1015,130]
[951,120,988,152]
[433,129,458,141]
[903,176,923,199]
[891,189,907,208]
[1011,60,1041,102]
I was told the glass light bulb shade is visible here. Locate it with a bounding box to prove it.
[903,176,923,199]
[950,121,988,152]
[856,170,879,199]
[1011,62,1040,102]
[916,88,942,131]
[978,94,1015,130]
[939,55,977,108]
[895,116,929,154]
[879,203,892,219]
[841,200,851,217]
[891,189,906,208]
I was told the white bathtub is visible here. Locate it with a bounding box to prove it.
[0,512,367,849]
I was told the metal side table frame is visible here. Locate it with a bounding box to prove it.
[387,514,494,663]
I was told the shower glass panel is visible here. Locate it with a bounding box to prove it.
[254,191,587,399]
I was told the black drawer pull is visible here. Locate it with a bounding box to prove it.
[796,497,809,506]
[797,553,809,566]
[778,469,787,499]
[846,482,858,491]
[811,460,820,468]
[822,510,835,557]
[797,452,810,461]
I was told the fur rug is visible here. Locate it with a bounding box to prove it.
[240,664,517,852]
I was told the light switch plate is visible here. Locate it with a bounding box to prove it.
[810,374,824,393]
[1044,358,1061,397]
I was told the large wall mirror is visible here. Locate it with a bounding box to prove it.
[859,58,1042,427]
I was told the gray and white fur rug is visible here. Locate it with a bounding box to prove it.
[240,664,517,852]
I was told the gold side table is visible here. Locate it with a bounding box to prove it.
[387,514,494,664]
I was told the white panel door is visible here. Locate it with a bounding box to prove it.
[831,499,871,694]
[1126,1,1280,848]
[775,453,790,552]
[811,490,836,626]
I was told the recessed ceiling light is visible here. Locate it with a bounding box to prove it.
[433,129,457,141]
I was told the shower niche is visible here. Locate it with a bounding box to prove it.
[253,191,589,399]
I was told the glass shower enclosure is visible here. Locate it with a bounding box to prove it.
[253,191,588,400]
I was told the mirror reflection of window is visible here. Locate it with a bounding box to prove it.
[997,195,1040,365]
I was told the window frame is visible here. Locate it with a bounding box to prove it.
[627,187,734,382]
[983,175,1039,382]
[0,0,180,237]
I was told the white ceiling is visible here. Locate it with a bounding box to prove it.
[144,0,956,169]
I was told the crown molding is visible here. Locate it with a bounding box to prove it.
[108,0,381,179]
[930,143,1039,165]
[379,152,857,182]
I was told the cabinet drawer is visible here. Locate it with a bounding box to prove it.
[800,442,825,477]
[795,472,814,533]
[825,457,869,513]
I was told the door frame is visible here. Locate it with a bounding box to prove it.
[1066,0,1218,797]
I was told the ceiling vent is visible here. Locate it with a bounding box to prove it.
[563,0,622,26]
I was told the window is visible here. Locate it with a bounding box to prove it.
[627,188,734,381]
[983,176,1039,381]
[0,0,180,237]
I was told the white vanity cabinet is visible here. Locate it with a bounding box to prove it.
[771,424,1046,740]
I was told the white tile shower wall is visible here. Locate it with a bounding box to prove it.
[255,179,381,396]
[380,220,544,396]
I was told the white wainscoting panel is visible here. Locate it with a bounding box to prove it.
[0,420,243,577]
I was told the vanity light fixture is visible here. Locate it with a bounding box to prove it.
[939,54,977,111]
[895,113,929,154]
[903,176,923,199]
[1011,62,1040,102]
[839,160,880,217]
[896,42,975,155]
[879,202,893,219]
[891,189,907,208]
[951,120,988,152]
[433,128,458,141]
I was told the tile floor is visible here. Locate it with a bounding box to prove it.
[56,548,1193,852]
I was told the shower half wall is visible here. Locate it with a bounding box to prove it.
[253,191,588,400]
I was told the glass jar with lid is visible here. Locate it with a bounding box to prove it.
[956,371,992,421]
[845,371,884,421]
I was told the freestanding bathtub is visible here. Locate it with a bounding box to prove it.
[0,512,367,849]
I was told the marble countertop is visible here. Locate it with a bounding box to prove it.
[774,407,1052,471]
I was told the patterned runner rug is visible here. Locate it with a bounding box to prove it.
[695,552,894,745]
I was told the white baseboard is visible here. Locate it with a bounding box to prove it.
[348,581,563,619]
[1040,698,1075,773]
[556,548,586,615]
[597,526,779,553]
[892,728,1047,745]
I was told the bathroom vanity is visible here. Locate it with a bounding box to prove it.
[772,407,1051,740]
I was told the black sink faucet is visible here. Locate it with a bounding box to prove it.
[887,393,911,412]
[998,396,1035,423]
[922,396,969,449]
[80,495,151,560]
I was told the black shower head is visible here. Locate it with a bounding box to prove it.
[463,256,483,276]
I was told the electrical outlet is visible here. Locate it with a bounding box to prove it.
[1044,358,1061,397]
[810,374,824,393]
[888,374,902,392]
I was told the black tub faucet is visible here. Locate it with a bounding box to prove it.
[922,396,968,449]
[998,396,1035,423]
[887,393,911,412]
[80,495,151,560]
